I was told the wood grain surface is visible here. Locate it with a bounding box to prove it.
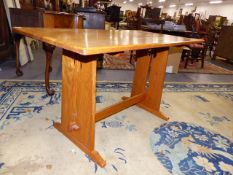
[13,27,203,55]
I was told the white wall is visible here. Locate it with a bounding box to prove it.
[197,4,233,23]
[117,2,138,12]
[115,1,233,24]
[162,4,233,23]
[5,0,20,8]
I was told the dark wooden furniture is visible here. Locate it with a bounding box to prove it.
[105,5,121,28]
[10,8,84,95]
[43,11,84,28]
[144,6,161,19]
[214,26,233,62]
[141,26,208,38]
[180,32,208,68]
[208,15,227,28]
[0,0,13,60]
[10,9,84,29]
[126,6,161,30]
[13,27,203,168]
[124,9,140,30]
[19,0,59,11]
[75,9,105,29]
[10,8,44,27]
[182,44,206,68]
[81,11,105,29]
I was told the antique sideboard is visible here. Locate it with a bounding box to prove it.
[214,26,233,62]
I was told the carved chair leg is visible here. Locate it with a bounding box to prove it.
[202,46,208,68]
[129,51,134,64]
[184,57,189,68]
[14,34,23,76]
[201,49,206,68]
[43,43,55,96]
[201,57,204,68]
[49,66,53,72]
[184,50,192,68]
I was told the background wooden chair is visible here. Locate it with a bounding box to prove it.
[181,32,208,69]
[182,43,206,68]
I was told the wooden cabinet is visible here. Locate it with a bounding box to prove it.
[75,9,105,29]
[18,0,59,11]
[214,26,233,61]
[81,11,105,29]
[0,0,13,60]
[10,8,84,28]
[10,8,44,27]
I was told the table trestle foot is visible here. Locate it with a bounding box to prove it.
[137,104,169,120]
[54,122,106,167]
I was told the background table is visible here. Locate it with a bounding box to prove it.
[13,27,203,167]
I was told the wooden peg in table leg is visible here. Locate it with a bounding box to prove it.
[43,43,55,96]
[14,34,23,76]
[68,122,80,131]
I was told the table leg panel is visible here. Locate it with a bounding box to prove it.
[131,52,151,96]
[61,51,96,149]
[139,48,169,120]
[54,50,106,167]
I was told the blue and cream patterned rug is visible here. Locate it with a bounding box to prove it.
[0,81,233,175]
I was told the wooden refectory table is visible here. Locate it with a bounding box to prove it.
[13,27,203,167]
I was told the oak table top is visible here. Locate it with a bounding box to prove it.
[13,27,203,55]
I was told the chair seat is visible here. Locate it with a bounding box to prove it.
[188,44,204,49]
[183,46,191,51]
[182,44,206,69]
